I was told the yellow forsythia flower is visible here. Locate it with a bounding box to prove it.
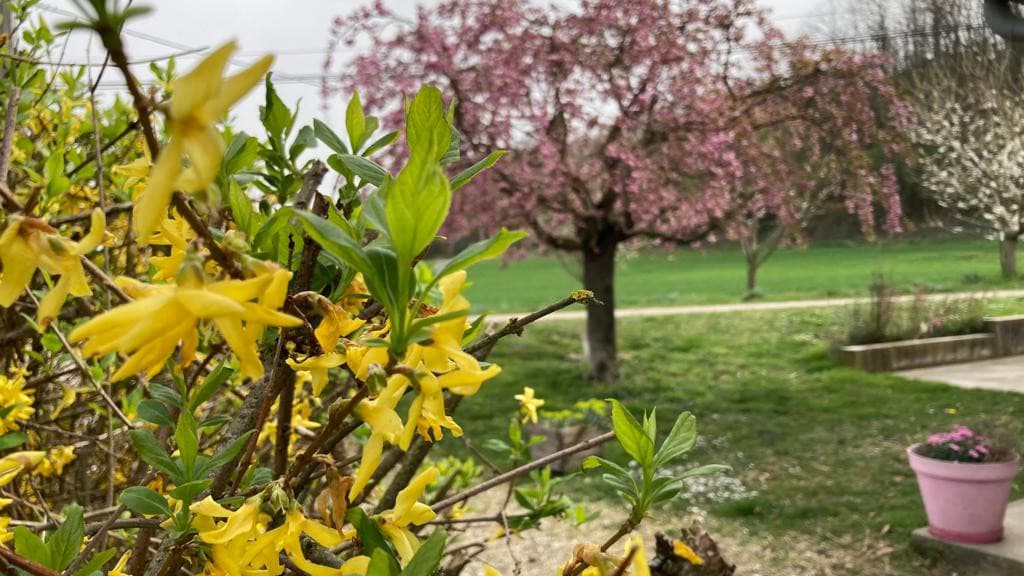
[69,265,300,381]
[313,294,366,353]
[192,496,348,575]
[33,445,76,478]
[514,386,545,424]
[0,370,34,435]
[287,353,346,396]
[625,536,651,576]
[377,467,439,565]
[0,451,45,487]
[0,209,105,326]
[671,539,704,566]
[348,431,385,502]
[134,42,273,238]
[109,551,132,576]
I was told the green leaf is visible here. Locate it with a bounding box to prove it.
[175,410,199,476]
[119,486,172,517]
[49,504,85,570]
[227,181,254,235]
[400,529,446,576]
[72,547,117,576]
[346,91,368,152]
[14,526,49,567]
[149,383,182,408]
[678,464,731,479]
[440,124,461,165]
[129,429,180,480]
[195,431,254,479]
[191,364,235,410]
[405,86,451,161]
[437,228,527,279]
[386,156,450,268]
[450,150,506,190]
[288,125,317,162]
[295,211,373,277]
[653,412,697,468]
[347,508,399,571]
[647,476,684,506]
[137,399,174,428]
[461,313,488,347]
[222,134,259,176]
[0,431,27,450]
[643,408,657,443]
[314,119,349,155]
[609,400,654,468]
[333,154,389,186]
[363,130,400,157]
[581,455,601,470]
[367,548,399,576]
[168,479,212,503]
[261,75,293,140]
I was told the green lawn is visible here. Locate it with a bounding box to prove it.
[453,299,1024,574]
[462,238,1023,313]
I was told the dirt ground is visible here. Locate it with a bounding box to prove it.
[448,492,947,576]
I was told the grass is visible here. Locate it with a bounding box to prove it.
[450,298,1024,574]
[462,237,1024,313]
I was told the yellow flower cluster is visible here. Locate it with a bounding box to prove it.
[190,496,366,576]
[0,369,34,435]
[192,466,440,574]
[340,272,501,500]
[0,445,77,543]
[0,209,106,326]
[68,264,300,382]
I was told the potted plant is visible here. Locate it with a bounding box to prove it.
[908,425,1019,543]
[527,399,608,473]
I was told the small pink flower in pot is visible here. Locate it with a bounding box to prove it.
[908,426,1019,544]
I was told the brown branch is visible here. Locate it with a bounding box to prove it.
[0,547,59,576]
[66,120,139,178]
[0,85,19,188]
[49,202,133,226]
[97,24,243,279]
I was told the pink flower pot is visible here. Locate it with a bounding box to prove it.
[908,445,1020,543]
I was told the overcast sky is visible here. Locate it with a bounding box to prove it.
[37,0,873,134]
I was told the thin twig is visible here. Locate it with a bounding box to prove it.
[26,293,134,427]
[466,291,595,358]
[432,431,614,513]
[48,202,132,226]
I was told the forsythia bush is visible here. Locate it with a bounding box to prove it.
[0,2,724,575]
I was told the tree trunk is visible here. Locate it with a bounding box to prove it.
[745,256,759,294]
[582,228,618,382]
[1001,234,1018,279]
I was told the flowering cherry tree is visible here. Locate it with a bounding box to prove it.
[325,0,907,380]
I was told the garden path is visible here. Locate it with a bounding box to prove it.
[896,355,1024,394]
[487,288,1024,323]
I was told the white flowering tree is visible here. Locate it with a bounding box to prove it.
[910,46,1024,278]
